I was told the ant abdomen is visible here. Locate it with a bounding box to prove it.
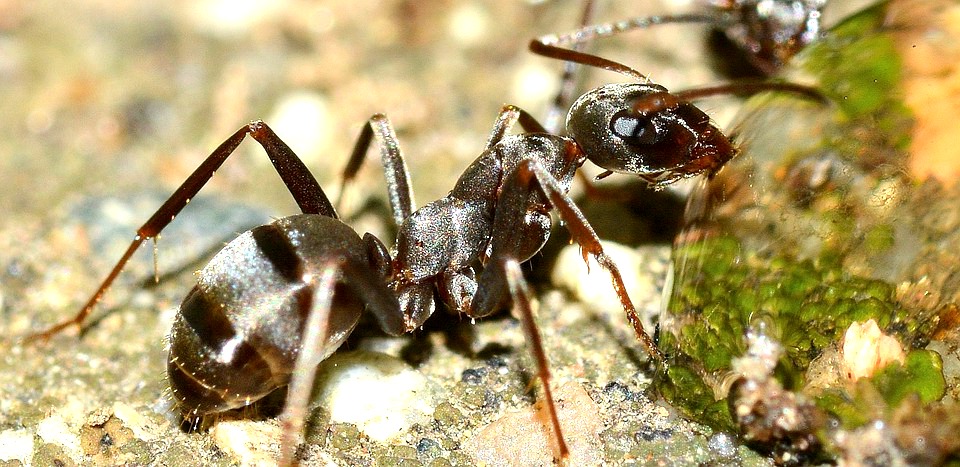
[168,214,368,415]
[567,82,736,185]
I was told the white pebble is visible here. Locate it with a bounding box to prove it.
[314,351,440,442]
[0,429,34,464]
[551,241,658,318]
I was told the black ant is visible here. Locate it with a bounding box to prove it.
[25,29,823,464]
[539,0,826,132]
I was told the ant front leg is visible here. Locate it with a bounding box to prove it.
[26,121,334,341]
[464,158,665,462]
[475,157,663,360]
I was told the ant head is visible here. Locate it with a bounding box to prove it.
[566,82,738,186]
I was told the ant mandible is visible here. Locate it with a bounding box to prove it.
[25,34,819,464]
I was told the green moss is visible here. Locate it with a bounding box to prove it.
[863,223,896,252]
[797,2,914,152]
[873,349,945,406]
[814,350,945,432]
[654,1,947,460]
[657,362,734,431]
[659,234,939,430]
[814,389,874,429]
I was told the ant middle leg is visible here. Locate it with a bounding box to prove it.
[26,121,335,341]
[337,114,416,227]
[336,105,552,224]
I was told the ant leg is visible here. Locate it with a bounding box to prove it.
[278,263,338,467]
[337,114,415,227]
[332,103,550,224]
[531,15,826,108]
[474,158,663,363]
[26,121,334,341]
[486,104,550,147]
[543,0,599,133]
[506,259,569,460]
[335,105,550,224]
[278,254,403,466]
[247,122,337,217]
[448,240,571,460]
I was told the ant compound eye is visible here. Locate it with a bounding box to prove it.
[610,110,661,146]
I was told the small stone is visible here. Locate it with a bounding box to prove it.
[460,367,486,385]
[602,381,631,403]
[427,458,453,467]
[708,432,737,458]
[463,381,603,466]
[83,409,111,427]
[416,437,442,460]
[385,444,418,459]
[327,423,360,450]
[210,420,281,465]
[460,386,489,410]
[314,350,441,442]
[432,402,463,427]
[0,429,34,465]
[79,416,132,458]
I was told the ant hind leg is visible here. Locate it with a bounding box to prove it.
[26,121,335,341]
[278,253,404,466]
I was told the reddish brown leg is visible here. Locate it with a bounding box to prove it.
[278,249,405,466]
[475,157,663,362]
[278,263,338,467]
[25,121,334,342]
[503,258,569,460]
[467,155,666,461]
